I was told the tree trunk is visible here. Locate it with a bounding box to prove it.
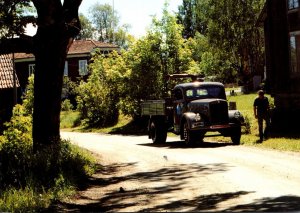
[31,0,82,151]
[32,28,71,150]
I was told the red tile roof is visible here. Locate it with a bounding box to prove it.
[14,40,119,59]
[0,54,20,89]
[69,40,118,55]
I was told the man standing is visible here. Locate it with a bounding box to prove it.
[254,90,271,142]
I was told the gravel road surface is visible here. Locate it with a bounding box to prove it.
[58,132,300,212]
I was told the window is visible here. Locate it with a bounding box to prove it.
[196,89,208,96]
[186,90,194,98]
[289,32,300,76]
[79,60,88,76]
[289,0,299,10]
[64,61,68,76]
[29,64,35,76]
[185,86,226,99]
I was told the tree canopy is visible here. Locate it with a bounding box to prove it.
[177,0,265,84]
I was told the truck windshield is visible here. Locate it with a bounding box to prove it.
[185,86,226,100]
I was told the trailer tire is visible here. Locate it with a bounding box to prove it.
[150,119,167,144]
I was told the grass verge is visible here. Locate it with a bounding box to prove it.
[0,140,96,212]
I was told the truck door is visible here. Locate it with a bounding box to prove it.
[173,88,184,134]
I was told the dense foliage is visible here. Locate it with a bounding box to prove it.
[77,52,122,127]
[76,13,95,40]
[77,0,266,124]
[76,6,199,120]
[177,0,265,84]
[0,0,35,37]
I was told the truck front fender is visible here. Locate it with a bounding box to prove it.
[181,112,198,128]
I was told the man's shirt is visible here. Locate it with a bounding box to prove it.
[254,97,269,115]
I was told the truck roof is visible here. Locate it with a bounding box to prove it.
[174,82,225,90]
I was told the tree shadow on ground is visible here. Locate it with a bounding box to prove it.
[139,140,234,149]
[49,161,229,212]
[49,159,300,212]
[108,119,148,136]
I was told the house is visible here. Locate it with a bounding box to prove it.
[258,0,300,133]
[0,54,20,131]
[14,40,119,91]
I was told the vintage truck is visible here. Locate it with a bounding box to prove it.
[141,74,244,146]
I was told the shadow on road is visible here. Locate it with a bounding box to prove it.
[49,159,300,212]
[139,140,234,149]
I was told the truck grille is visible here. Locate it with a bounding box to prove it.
[209,101,229,125]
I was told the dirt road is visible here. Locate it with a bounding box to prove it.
[59,132,300,212]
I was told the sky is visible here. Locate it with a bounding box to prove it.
[79,0,182,37]
[25,0,182,37]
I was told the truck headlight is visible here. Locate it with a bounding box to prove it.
[234,111,241,119]
[195,113,201,122]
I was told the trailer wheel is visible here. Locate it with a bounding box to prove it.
[150,119,167,144]
[231,126,241,145]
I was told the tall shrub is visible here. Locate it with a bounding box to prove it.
[77,52,124,127]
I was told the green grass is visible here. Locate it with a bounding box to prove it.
[227,93,274,136]
[85,114,134,134]
[225,87,240,92]
[0,182,75,212]
[61,112,148,135]
[0,187,52,212]
[218,92,300,152]
[60,111,80,130]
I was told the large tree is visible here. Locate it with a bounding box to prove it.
[0,0,82,151]
[177,0,208,38]
[178,0,265,84]
[76,13,94,40]
[88,3,132,49]
[89,3,118,43]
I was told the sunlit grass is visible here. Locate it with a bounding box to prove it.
[0,184,75,212]
[67,113,135,134]
[60,111,80,130]
[214,92,300,152]
[0,187,51,212]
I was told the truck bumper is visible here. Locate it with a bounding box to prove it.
[191,123,239,131]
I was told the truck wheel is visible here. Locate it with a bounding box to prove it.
[231,126,241,145]
[183,122,196,146]
[150,120,167,144]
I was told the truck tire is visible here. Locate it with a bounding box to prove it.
[150,119,167,144]
[183,122,196,146]
[231,126,241,145]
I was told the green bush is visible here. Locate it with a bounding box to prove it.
[0,105,32,188]
[22,75,34,115]
[62,77,79,109]
[61,99,74,111]
[76,54,120,127]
